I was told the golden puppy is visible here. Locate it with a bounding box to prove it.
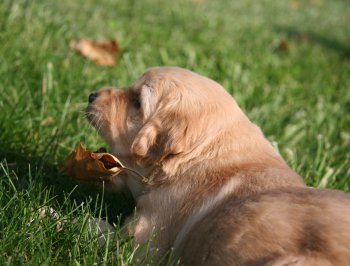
[86,67,350,265]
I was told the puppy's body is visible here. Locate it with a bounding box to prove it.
[86,67,350,265]
[179,188,350,266]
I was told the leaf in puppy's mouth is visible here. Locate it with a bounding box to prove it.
[91,153,122,169]
[60,143,125,182]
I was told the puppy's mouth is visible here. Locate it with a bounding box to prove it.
[86,91,102,127]
[85,104,94,123]
[85,104,101,129]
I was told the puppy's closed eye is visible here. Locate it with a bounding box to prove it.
[130,93,141,110]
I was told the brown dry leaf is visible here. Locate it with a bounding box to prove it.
[70,39,120,66]
[295,32,310,43]
[277,39,290,52]
[310,0,321,6]
[60,143,124,182]
[289,0,300,9]
[41,116,54,126]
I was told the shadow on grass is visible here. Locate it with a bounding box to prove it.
[0,146,135,225]
[274,26,350,59]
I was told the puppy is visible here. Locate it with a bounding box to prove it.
[86,67,350,265]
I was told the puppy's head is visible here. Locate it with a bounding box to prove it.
[86,67,245,169]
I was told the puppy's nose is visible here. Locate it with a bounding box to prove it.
[88,91,98,103]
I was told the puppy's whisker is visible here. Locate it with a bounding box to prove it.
[93,113,104,133]
[79,110,89,120]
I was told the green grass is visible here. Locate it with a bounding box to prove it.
[0,0,349,264]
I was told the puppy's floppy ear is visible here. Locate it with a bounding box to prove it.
[131,84,199,166]
[131,116,161,165]
[131,84,160,165]
[132,115,195,166]
[139,84,155,119]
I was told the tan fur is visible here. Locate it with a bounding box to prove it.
[86,67,350,265]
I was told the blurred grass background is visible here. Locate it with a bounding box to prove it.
[0,0,349,264]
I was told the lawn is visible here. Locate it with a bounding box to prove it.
[0,0,349,264]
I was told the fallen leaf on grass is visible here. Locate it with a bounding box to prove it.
[60,143,124,182]
[277,39,290,52]
[70,39,120,66]
[41,116,54,126]
[289,0,300,9]
[310,0,321,6]
[294,32,310,43]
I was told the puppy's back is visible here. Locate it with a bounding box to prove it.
[178,188,350,266]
